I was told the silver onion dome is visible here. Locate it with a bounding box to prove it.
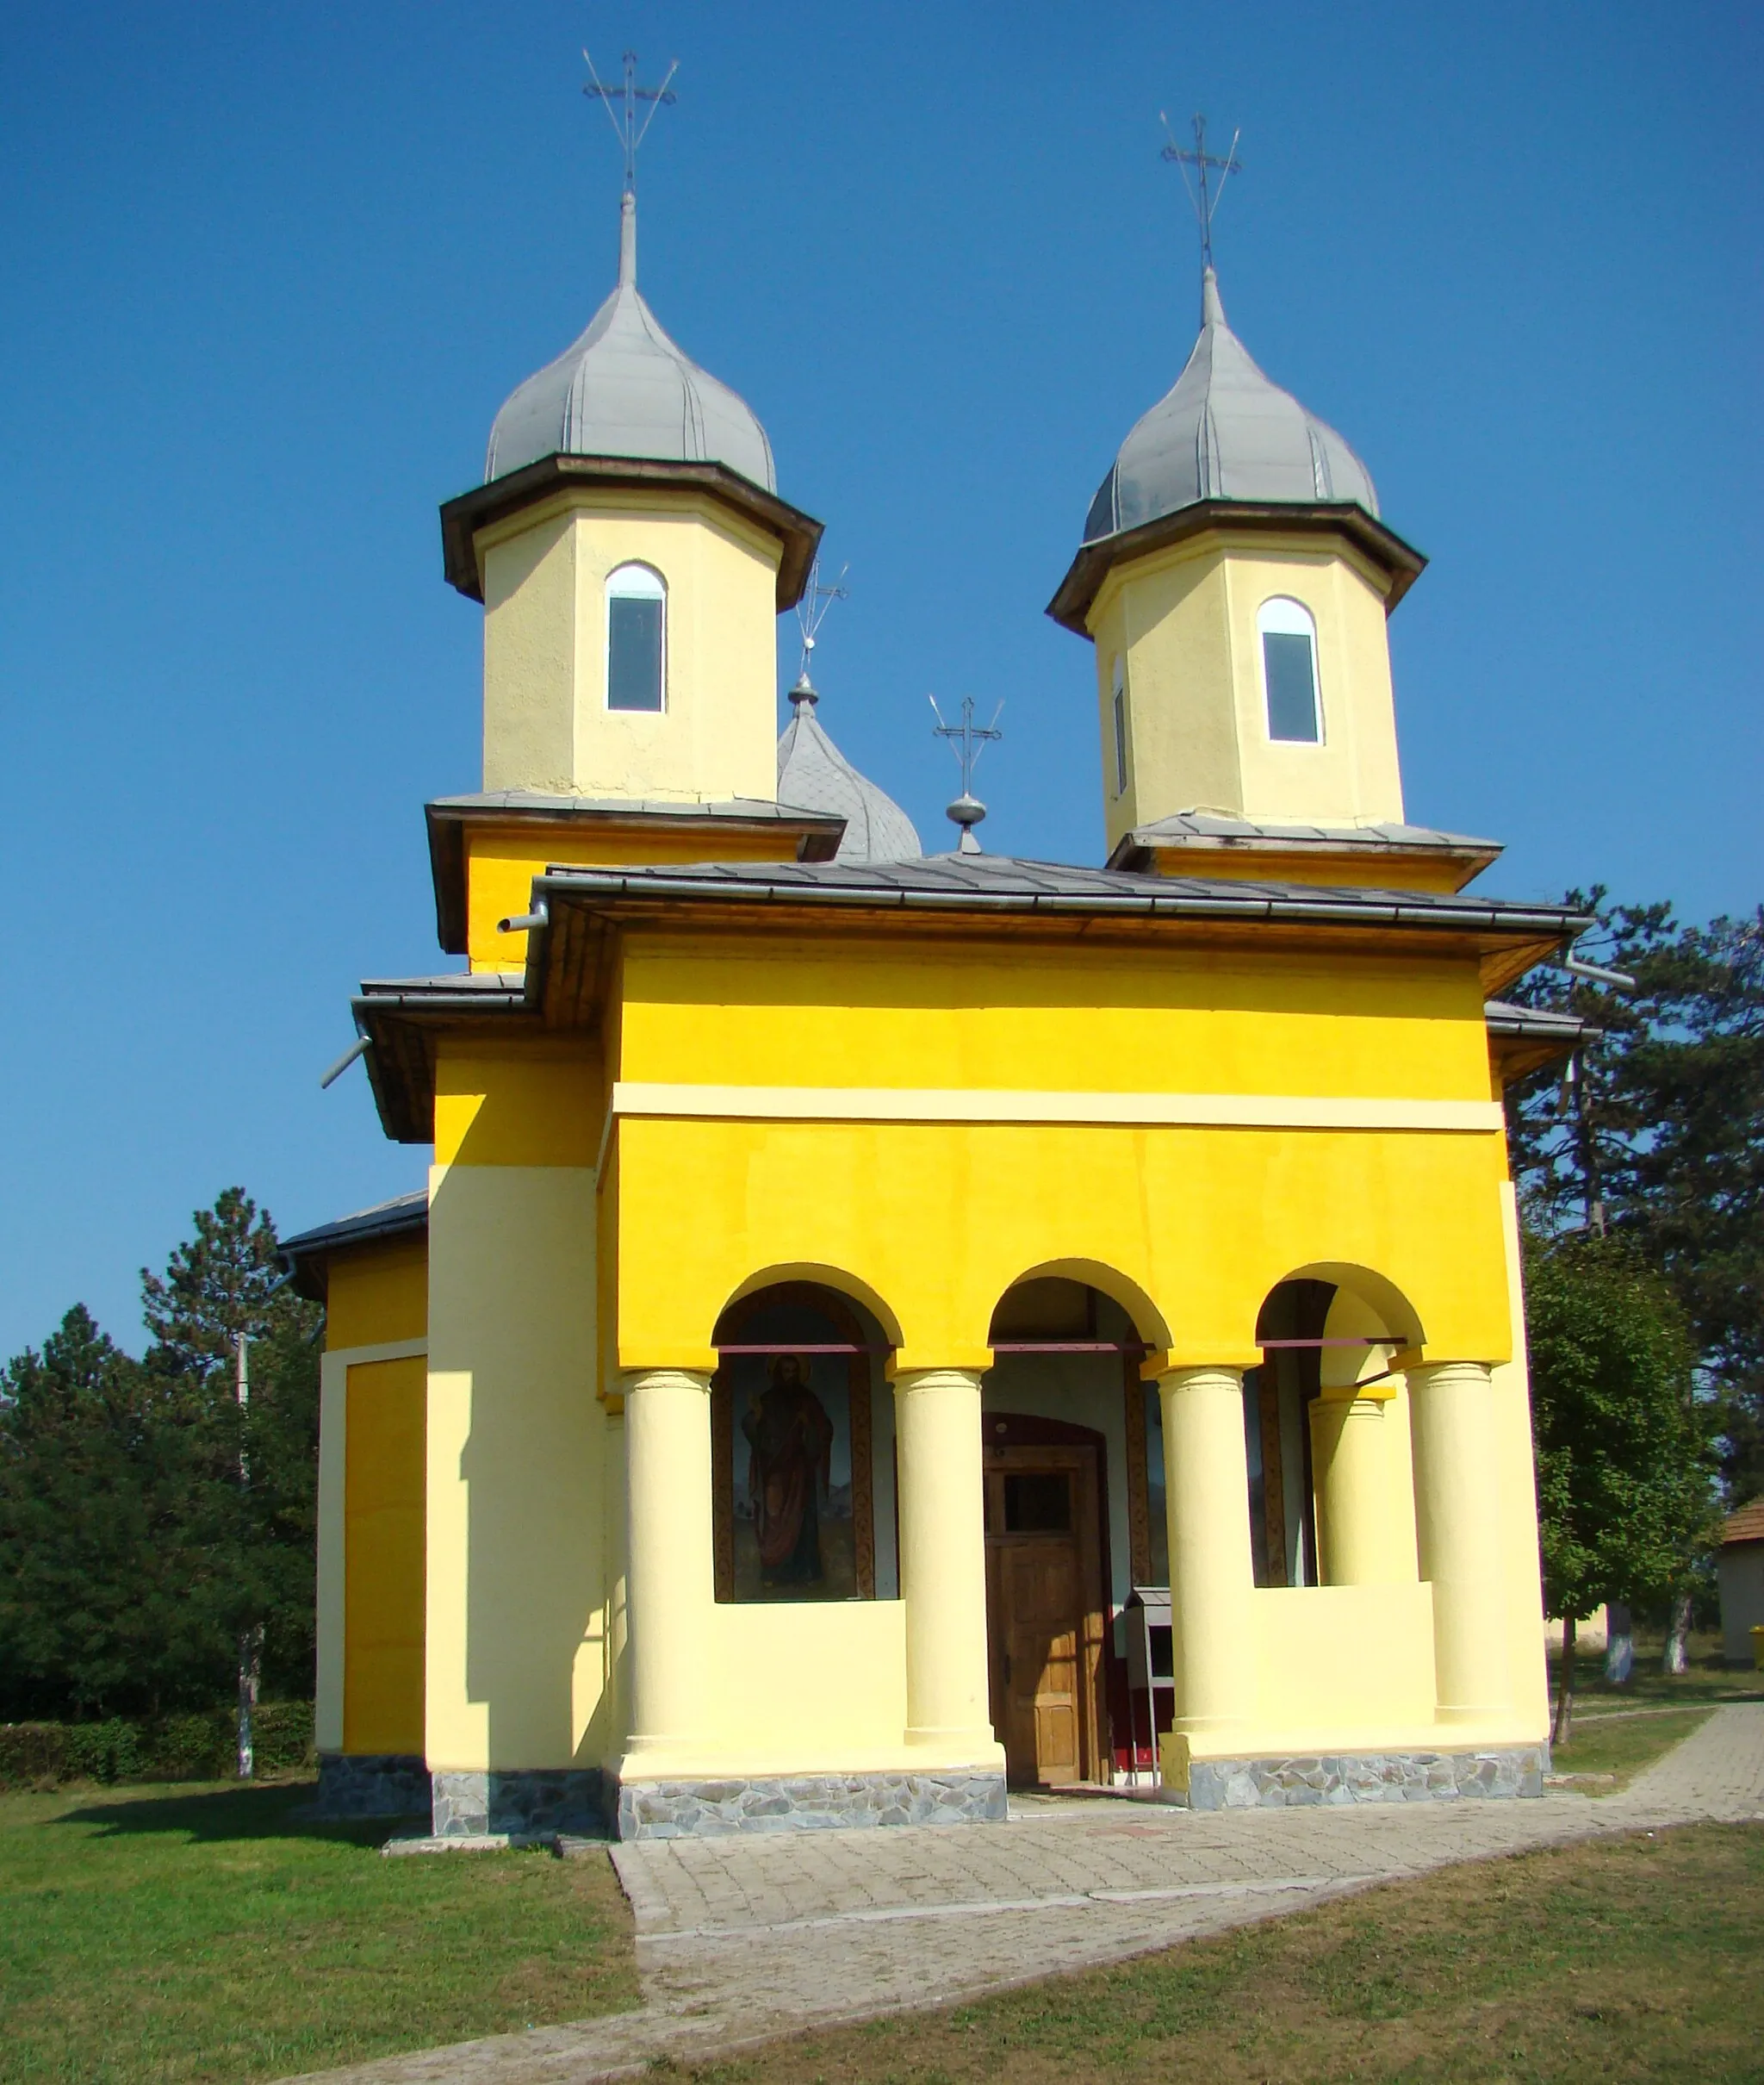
[485,191,775,490]
[776,675,922,865]
[1084,268,1377,542]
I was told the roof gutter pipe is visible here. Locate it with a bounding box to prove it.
[497,905,550,935]
[1555,955,1637,992]
[319,1034,371,1090]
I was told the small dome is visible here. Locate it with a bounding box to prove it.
[1084,269,1377,543]
[776,679,922,865]
[485,193,775,490]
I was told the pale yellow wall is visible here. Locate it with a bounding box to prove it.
[425,1157,603,1776]
[1089,530,1405,853]
[325,1239,428,1352]
[464,822,804,972]
[478,489,782,804]
[343,1354,427,1756]
[1494,1179,1551,1735]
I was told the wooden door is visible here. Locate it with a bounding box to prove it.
[984,1447,1105,1786]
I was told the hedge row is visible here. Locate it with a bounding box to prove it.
[0,1701,314,1788]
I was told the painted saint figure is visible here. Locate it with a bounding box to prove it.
[743,1355,835,1587]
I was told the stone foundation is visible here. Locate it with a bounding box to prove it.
[314,1752,430,1820]
[614,1770,1009,1839]
[429,1769,612,1839]
[1168,1746,1549,1810]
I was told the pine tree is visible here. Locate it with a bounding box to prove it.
[0,1308,203,1717]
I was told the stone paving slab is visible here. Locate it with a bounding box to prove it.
[289,1704,1764,2085]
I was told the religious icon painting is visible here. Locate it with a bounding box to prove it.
[711,1286,876,1603]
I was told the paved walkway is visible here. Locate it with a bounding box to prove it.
[294,1706,1764,2085]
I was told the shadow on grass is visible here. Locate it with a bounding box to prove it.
[53,1779,417,1847]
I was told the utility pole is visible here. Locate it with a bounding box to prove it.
[236,1332,259,1779]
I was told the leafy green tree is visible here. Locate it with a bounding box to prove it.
[1525,1232,1715,1741]
[1506,898,1764,1506]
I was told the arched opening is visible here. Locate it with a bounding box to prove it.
[711,1279,896,1606]
[982,1273,1153,1789]
[1251,1267,1424,1591]
[606,561,666,713]
[1258,594,1321,744]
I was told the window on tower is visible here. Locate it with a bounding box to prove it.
[1258,597,1321,744]
[1111,657,1128,796]
[606,563,666,713]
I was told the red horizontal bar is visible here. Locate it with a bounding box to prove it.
[1259,1336,1398,1348]
[991,1341,1149,1354]
[717,1343,882,1355]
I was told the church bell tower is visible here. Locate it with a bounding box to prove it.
[1049,264,1428,862]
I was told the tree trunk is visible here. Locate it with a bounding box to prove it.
[1551,1613,1577,1750]
[236,1627,261,1779]
[1604,1601,1634,1684]
[1662,1589,1693,1675]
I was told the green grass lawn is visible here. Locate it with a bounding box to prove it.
[1550,1706,1714,1789]
[1548,1628,1763,1712]
[0,1777,637,2084]
[664,1821,1764,2084]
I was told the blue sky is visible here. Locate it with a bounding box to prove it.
[0,3,1757,1358]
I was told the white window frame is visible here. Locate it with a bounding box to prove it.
[606,561,667,713]
[1257,595,1322,744]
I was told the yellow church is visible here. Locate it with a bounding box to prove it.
[283,170,1587,1839]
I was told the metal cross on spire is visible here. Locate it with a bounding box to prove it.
[791,556,850,700]
[929,694,1003,855]
[1159,111,1243,274]
[583,47,679,195]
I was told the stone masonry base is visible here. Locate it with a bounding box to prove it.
[314,1752,431,1820]
[1165,1745,1549,1810]
[615,1770,1010,1839]
[429,1769,612,1839]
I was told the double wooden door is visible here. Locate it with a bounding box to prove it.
[983,1443,1108,1786]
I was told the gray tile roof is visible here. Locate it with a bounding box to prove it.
[428,791,842,826]
[1122,811,1501,851]
[279,1188,428,1287]
[524,851,1588,932]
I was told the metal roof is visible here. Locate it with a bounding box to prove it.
[515,851,1588,933]
[485,194,773,491]
[1108,812,1503,877]
[1084,269,1377,544]
[278,1188,428,1299]
[424,792,848,955]
[774,682,922,865]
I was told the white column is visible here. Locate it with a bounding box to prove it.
[623,1367,714,1753]
[893,1367,997,1758]
[1409,1360,1510,1724]
[1158,1366,1257,1739]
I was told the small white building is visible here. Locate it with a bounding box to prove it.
[1717,1501,1764,1665]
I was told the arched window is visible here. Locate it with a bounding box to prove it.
[606,563,666,713]
[1258,596,1321,744]
[1111,656,1128,796]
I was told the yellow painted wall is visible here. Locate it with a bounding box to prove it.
[326,1238,427,1351]
[618,935,1494,1102]
[465,822,804,972]
[478,489,782,804]
[615,1114,1514,1374]
[434,1047,602,1169]
[343,1355,426,1756]
[1088,530,1405,854]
